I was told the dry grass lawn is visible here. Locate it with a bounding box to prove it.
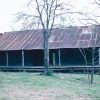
[0,72,100,100]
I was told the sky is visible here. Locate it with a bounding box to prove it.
[0,0,99,33]
[0,0,27,33]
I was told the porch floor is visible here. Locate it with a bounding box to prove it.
[0,66,100,73]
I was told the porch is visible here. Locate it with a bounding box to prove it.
[0,48,99,67]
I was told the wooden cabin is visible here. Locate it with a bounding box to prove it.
[0,25,100,71]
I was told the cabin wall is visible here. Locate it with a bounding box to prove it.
[0,51,6,66]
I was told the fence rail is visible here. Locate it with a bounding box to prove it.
[0,66,100,73]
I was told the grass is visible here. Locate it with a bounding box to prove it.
[0,72,100,100]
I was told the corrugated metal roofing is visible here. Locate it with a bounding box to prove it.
[0,25,100,51]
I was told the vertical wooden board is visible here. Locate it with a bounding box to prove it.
[6,51,8,66]
[58,49,61,67]
[22,50,24,66]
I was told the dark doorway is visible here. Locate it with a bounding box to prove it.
[24,50,44,66]
[49,49,59,66]
[8,51,22,66]
[0,51,6,66]
[60,49,85,66]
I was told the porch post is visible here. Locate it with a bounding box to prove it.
[58,49,61,67]
[6,51,8,67]
[53,53,56,66]
[22,50,24,66]
[99,48,100,67]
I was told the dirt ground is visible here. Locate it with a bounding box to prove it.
[0,86,93,100]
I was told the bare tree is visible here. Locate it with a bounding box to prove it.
[16,0,76,75]
[79,25,99,84]
[79,0,100,84]
[88,47,98,84]
[16,0,99,77]
[90,25,99,84]
[79,48,90,84]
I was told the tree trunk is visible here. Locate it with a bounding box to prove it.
[91,48,94,84]
[43,30,49,75]
[99,48,100,74]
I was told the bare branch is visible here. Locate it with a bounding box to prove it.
[35,0,45,29]
[27,0,33,7]
[80,18,99,25]
[94,54,99,61]
[94,60,99,64]
[50,0,58,35]
[48,0,56,28]
[95,0,100,6]
[94,49,99,53]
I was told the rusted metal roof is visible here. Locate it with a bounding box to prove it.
[0,25,100,51]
